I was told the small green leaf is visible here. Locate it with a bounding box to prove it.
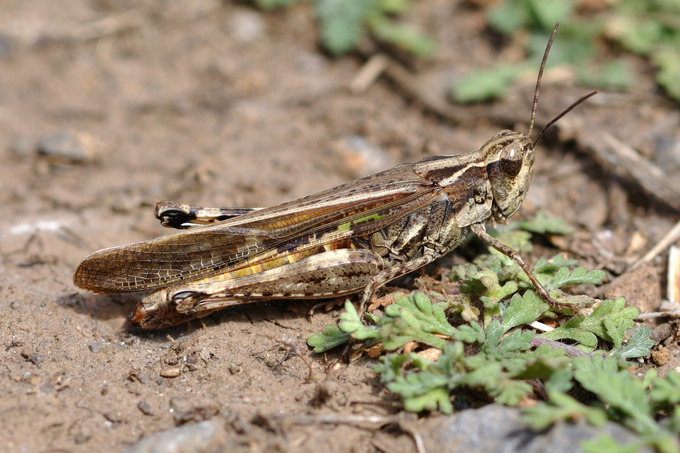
[581,435,644,453]
[650,370,680,405]
[523,391,608,431]
[454,322,485,344]
[543,368,574,394]
[576,60,634,91]
[374,353,415,383]
[368,16,435,57]
[483,320,505,349]
[539,315,599,351]
[491,378,534,406]
[385,360,452,413]
[380,292,456,350]
[511,212,574,235]
[490,228,533,254]
[316,0,376,55]
[401,386,452,413]
[533,254,579,274]
[588,298,638,347]
[451,64,529,103]
[307,324,351,353]
[501,291,549,332]
[547,266,606,290]
[486,2,529,35]
[527,0,574,31]
[653,47,680,102]
[338,300,380,340]
[465,362,503,387]
[377,0,411,14]
[611,17,663,54]
[498,328,534,353]
[251,0,306,9]
[539,298,638,350]
[461,267,519,304]
[574,356,660,436]
[604,317,625,349]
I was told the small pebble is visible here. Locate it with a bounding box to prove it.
[137,400,155,416]
[37,131,96,163]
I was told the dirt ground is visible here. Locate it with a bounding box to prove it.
[1,1,679,452]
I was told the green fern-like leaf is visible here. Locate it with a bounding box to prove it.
[307,323,351,352]
[547,266,607,290]
[511,211,574,235]
[539,298,638,351]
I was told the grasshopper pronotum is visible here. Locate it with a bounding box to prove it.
[74,23,595,329]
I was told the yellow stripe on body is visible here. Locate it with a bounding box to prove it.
[187,238,356,287]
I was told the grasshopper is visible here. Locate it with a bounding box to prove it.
[73,24,595,329]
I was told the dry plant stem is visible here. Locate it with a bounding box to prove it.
[30,2,220,46]
[367,50,475,124]
[632,219,680,268]
[529,320,554,332]
[666,245,680,304]
[530,338,593,357]
[278,337,314,383]
[636,309,680,319]
[357,48,567,128]
[621,222,680,320]
[259,413,425,453]
[350,54,390,94]
[557,116,680,211]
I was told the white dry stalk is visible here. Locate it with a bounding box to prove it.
[667,245,680,304]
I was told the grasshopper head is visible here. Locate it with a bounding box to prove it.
[484,130,535,222]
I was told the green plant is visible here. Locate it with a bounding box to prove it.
[308,214,676,452]
[249,0,434,56]
[452,0,680,102]
[250,1,680,103]
[524,359,680,453]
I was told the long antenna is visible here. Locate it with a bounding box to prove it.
[527,22,560,137]
[533,90,597,145]
[529,23,597,145]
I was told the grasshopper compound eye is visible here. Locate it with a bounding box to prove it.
[499,143,524,177]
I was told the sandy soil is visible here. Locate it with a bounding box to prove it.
[1,1,678,452]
